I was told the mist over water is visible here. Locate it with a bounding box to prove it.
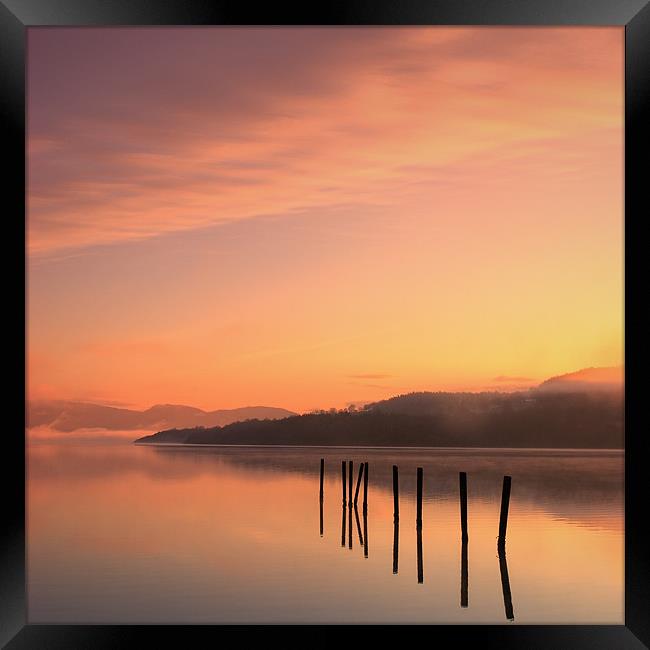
[27,443,623,623]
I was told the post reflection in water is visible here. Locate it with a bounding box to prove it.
[363,504,368,558]
[30,446,623,625]
[314,460,523,618]
[460,540,468,608]
[416,467,423,584]
[498,545,515,621]
[393,517,399,575]
[348,502,353,550]
[354,505,363,546]
[416,523,423,584]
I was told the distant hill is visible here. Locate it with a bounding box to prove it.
[28,400,297,433]
[537,366,623,393]
[135,389,623,449]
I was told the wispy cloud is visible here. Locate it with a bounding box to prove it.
[28,27,622,258]
[26,27,623,413]
[492,375,535,383]
[347,373,393,380]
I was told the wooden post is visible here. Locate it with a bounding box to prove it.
[341,460,347,506]
[362,462,369,513]
[319,458,324,502]
[460,540,468,607]
[353,463,364,505]
[348,460,353,507]
[416,467,423,583]
[498,475,512,547]
[498,546,514,620]
[341,503,346,547]
[460,472,468,542]
[416,467,423,526]
[392,465,399,521]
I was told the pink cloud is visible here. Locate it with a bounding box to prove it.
[28,27,622,257]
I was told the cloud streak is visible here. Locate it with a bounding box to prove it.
[347,374,393,380]
[26,27,624,412]
[492,375,535,383]
[28,27,622,257]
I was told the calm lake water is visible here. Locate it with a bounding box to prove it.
[27,443,623,624]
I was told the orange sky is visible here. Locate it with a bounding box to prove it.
[27,27,624,412]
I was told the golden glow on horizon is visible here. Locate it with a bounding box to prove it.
[27,27,623,412]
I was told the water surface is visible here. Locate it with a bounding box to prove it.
[27,443,623,623]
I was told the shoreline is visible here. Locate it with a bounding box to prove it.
[132,442,623,453]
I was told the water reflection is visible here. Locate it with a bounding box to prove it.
[319,498,323,537]
[499,544,515,621]
[354,505,363,546]
[29,444,623,532]
[323,460,517,616]
[28,443,623,624]
[348,502,353,550]
[416,519,424,584]
[363,504,368,558]
[460,540,468,608]
[392,517,399,574]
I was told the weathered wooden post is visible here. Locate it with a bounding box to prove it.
[460,471,468,542]
[392,464,399,575]
[362,462,369,513]
[416,467,423,583]
[348,460,353,507]
[353,463,364,505]
[392,465,399,521]
[498,475,512,549]
[416,467,423,526]
[341,460,347,506]
[319,458,324,502]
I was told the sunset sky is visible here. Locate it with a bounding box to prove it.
[27,27,624,413]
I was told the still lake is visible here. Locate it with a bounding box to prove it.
[27,443,623,624]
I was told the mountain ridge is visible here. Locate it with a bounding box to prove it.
[135,382,624,449]
[28,400,297,433]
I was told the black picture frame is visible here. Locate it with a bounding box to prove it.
[2,1,647,647]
